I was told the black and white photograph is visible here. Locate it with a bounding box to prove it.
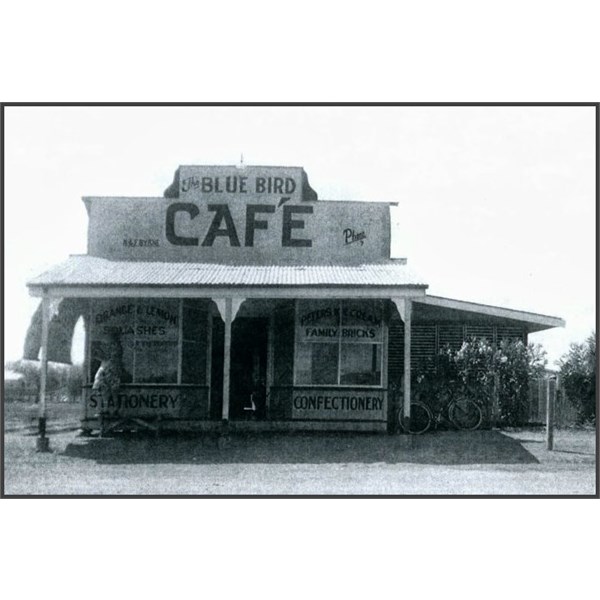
[1,3,599,600]
[2,104,596,497]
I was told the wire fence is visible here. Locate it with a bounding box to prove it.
[527,375,579,427]
[3,388,79,404]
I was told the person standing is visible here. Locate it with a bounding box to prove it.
[92,328,127,427]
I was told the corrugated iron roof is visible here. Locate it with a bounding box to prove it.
[412,295,565,331]
[27,255,427,288]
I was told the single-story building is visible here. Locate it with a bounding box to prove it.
[24,164,564,433]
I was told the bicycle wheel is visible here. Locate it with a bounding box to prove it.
[448,398,482,431]
[398,401,433,435]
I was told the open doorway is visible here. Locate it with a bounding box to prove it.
[230,318,268,420]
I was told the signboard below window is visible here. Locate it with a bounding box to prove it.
[291,389,385,421]
[84,386,209,419]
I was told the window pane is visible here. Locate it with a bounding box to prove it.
[296,342,339,385]
[341,300,383,343]
[134,300,179,383]
[340,344,382,385]
[134,344,178,383]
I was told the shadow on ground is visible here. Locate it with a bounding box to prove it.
[62,430,539,465]
[501,431,596,459]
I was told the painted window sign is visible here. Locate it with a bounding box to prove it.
[296,301,382,343]
[90,299,207,385]
[295,300,384,387]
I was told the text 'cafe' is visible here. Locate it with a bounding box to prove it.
[25,165,564,433]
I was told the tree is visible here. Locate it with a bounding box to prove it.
[4,359,84,402]
[558,333,596,424]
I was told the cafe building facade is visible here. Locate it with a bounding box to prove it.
[25,165,564,433]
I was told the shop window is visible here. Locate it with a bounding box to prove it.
[295,300,383,387]
[90,298,207,385]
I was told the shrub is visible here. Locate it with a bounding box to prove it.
[558,333,596,425]
[495,340,546,426]
[430,338,547,427]
[453,337,497,404]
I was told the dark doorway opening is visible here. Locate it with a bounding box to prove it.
[210,317,224,420]
[230,318,268,420]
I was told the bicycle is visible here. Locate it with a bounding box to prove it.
[395,385,483,435]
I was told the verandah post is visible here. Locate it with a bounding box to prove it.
[213,297,245,429]
[391,297,413,430]
[403,299,412,424]
[36,294,51,452]
[546,375,556,451]
[222,298,233,423]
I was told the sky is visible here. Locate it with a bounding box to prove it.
[3,105,596,366]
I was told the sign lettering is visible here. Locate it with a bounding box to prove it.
[181,175,297,195]
[343,228,366,246]
[297,303,382,343]
[165,202,313,248]
[84,386,209,419]
[291,390,386,420]
[87,165,390,263]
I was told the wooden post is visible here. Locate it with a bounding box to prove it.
[491,371,500,428]
[37,296,51,452]
[390,297,413,431]
[222,298,233,422]
[546,376,555,451]
[402,299,412,422]
[79,304,93,436]
[206,308,213,417]
[213,297,244,425]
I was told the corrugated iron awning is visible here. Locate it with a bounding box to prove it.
[412,295,565,332]
[27,255,428,289]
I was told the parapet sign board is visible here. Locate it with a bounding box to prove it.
[85,166,391,264]
[178,165,305,203]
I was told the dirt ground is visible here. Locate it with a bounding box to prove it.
[3,405,596,496]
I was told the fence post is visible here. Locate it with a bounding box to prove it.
[546,376,556,451]
[491,372,499,428]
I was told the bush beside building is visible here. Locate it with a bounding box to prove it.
[558,333,596,425]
